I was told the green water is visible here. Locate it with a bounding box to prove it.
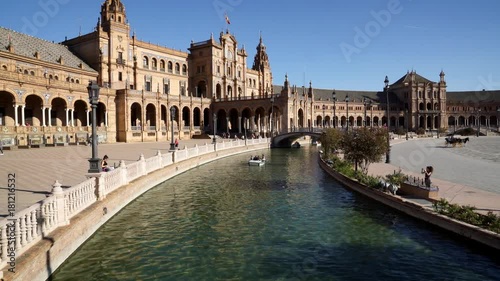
[52,147,500,280]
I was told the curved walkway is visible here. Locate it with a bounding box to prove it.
[0,138,231,216]
[368,137,500,214]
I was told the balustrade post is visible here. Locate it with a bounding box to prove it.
[156,150,162,168]
[139,154,146,176]
[52,180,69,226]
[119,160,128,186]
[90,173,105,201]
[1,224,7,261]
[172,150,177,163]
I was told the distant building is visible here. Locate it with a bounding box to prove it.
[0,0,499,148]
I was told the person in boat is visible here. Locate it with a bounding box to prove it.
[253,155,260,160]
[261,154,266,161]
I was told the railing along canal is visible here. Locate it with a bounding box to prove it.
[0,138,269,272]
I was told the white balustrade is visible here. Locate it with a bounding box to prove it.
[145,152,161,174]
[64,178,97,219]
[126,161,142,182]
[0,138,270,272]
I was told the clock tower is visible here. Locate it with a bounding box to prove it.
[98,0,131,89]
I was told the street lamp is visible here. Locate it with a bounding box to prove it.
[87,81,101,173]
[363,97,368,127]
[476,108,481,137]
[322,104,326,128]
[405,109,409,140]
[243,117,247,146]
[169,106,176,151]
[332,91,336,128]
[384,75,390,163]
[497,108,500,131]
[345,95,350,132]
[270,96,275,136]
[213,113,217,144]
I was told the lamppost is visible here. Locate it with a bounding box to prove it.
[332,91,336,128]
[213,113,217,144]
[384,75,390,163]
[169,106,176,151]
[363,97,368,127]
[270,96,275,136]
[497,108,500,131]
[405,109,409,140]
[345,95,349,132]
[87,81,101,173]
[243,117,247,146]
[322,104,326,128]
[476,108,481,137]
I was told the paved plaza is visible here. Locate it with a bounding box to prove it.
[368,136,500,214]
[1,136,499,217]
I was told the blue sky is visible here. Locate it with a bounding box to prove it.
[2,0,500,91]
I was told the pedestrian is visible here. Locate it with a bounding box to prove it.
[102,155,114,172]
[175,138,179,148]
[0,140,4,155]
[422,166,433,187]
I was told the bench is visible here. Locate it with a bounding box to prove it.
[28,135,45,148]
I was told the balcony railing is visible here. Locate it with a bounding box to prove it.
[116,58,126,65]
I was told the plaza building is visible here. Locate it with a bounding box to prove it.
[1,0,499,149]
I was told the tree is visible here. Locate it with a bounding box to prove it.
[319,128,342,159]
[340,127,388,173]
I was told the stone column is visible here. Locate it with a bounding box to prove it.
[42,106,46,127]
[14,104,19,126]
[48,107,52,126]
[86,109,90,127]
[21,105,26,126]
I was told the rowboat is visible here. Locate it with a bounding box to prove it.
[248,158,266,166]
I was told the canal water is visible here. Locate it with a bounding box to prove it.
[52,146,500,280]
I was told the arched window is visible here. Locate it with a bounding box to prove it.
[160,60,165,71]
[143,56,149,68]
[168,61,173,73]
[24,69,29,75]
[175,63,180,74]
[151,58,157,70]
[30,71,35,76]
[182,64,187,75]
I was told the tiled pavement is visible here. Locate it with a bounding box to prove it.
[0,138,219,216]
[1,136,499,216]
[368,136,500,214]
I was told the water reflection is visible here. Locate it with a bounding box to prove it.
[52,146,500,281]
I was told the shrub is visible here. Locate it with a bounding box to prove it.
[395,126,406,136]
[415,127,426,135]
[433,199,500,234]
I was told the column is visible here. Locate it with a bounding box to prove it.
[105,111,108,127]
[14,104,19,126]
[42,106,46,127]
[71,109,75,127]
[65,108,69,127]
[48,108,52,126]
[86,110,90,126]
[238,116,242,134]
[21,105,26,126]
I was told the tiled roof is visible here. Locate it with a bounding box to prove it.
[447,90,500,103]
[273,84,400,104]
[0,27,96,72]
[392,71,434,86]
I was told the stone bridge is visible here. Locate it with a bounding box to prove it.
[271,128,324,148]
